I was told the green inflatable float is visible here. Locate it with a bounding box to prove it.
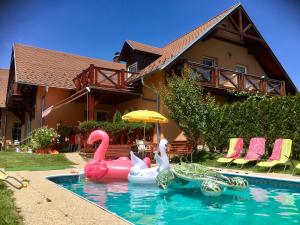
[156,163,249,197]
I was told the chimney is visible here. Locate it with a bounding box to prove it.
[113,52,120,62]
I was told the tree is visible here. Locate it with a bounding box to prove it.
[160,67,215,149]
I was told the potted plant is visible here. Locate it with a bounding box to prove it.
[29,126,58,153]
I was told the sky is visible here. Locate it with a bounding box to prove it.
[0,0,300,88]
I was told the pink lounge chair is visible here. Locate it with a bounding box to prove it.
[217,138,244,167]
[233,137,266,168]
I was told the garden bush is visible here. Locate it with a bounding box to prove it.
[29,126,58,150]
[160,66,300,159]
[78,120,153,144]
[160,67,215,148]
[205,94,300,159]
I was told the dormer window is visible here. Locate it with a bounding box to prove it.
[236,64,247,74]
[128,62,138,73]
[202,57,216,67]
[127,62,138,78]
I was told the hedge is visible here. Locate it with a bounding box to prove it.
[78,121,153,144]
[205,94,300,159]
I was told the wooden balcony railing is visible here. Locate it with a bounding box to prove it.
[73,64,139,92]
[187,61,286,96]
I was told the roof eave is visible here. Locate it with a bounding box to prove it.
[238,7,298,93]
[134,3,241,82]
[160,3,241,71]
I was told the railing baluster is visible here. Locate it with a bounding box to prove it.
[238,74,243,91]
[280,81,286,96]
[120,69,125,88]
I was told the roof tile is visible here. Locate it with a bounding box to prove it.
[126,40,162,55]
[0,69,9,108]
[129,3,240,81]
[14,44,126,89]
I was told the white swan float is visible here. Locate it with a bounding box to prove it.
[128,139,170,184]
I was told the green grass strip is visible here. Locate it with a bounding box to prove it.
[0,181,23,225]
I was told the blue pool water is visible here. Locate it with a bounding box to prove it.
[48,174,300,225]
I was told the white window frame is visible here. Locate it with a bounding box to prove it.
[202,57,217,67]
[127,62,138,78]
[235,64,248,74]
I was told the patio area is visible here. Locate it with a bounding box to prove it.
[4,152,300,225]
[7,153,129,225]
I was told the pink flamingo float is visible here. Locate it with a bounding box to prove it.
[84,130,150,182]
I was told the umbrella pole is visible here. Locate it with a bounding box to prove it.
[143,123,146,141]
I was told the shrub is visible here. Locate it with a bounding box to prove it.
[206,94,300,159]
[30,126,58,150]
[78,120,153,144]
[56,122,76,137]
[160,67,216,148]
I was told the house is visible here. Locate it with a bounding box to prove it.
[0,69,9,146]
[0,3,297,146]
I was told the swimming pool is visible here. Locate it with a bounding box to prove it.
[48,174,300,225]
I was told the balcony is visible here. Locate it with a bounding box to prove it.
[73,64,140,93]
[187,61,286,96]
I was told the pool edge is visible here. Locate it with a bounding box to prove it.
[45,173,134,225]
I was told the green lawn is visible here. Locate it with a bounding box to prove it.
[194,151,300,175]
[0,181,23,225]
[0,152,76,171]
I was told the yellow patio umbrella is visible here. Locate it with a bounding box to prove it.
[122,110,168,140]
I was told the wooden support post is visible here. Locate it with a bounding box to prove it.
[261,79,267,94]
[88,92,95,121]
[238,74,244,91]
[280,81,286,96]
[239,8,243,40]
[89,64,95,85]
[212,67,219,87]
[120,69,125,88]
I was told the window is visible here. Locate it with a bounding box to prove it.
[236,65,247,74]
[83,110,109,121]
[12,122,21,141]
[127,62,138,78]
[96,111,109,121]
[202,57,216,67]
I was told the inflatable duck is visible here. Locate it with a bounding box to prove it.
[128,139,169,184]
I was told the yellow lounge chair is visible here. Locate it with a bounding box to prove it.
[293,164,300,175]
[257,139,292,173]
[233,137,266,168]
[217,138,243,167]
[0,169,26,189]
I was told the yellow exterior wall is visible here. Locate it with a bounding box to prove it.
[116,71,185,143]
[32,87,115,129]
[181,38,265,76]
[4,35,267,144]
[117,38,267,142]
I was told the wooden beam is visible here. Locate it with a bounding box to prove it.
[88,92,95,121]
[243,24,252,33]
[228,16,240,31]
[239,8,243,40]
[213,35,247,48]
[217,27,264,43]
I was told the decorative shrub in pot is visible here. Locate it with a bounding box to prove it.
[30,126,58,153]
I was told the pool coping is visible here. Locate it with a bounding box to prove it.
[45,172,134,225]
[218,169,300,184]
[45,169,300,225]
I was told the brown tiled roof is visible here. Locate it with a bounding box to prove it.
[14,44,126,89]
[126,40,163,55]
[0,69,9,108]
[129,3,240,82]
